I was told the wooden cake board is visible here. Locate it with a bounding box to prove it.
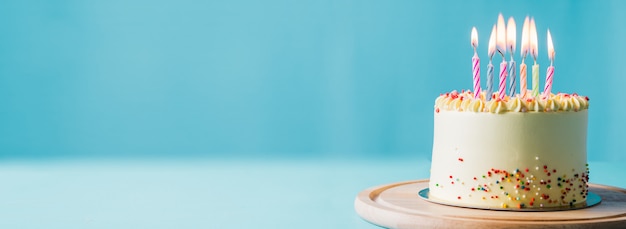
[354,179,626,229]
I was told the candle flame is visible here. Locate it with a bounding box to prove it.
[488,24,496,59]
[471,27,478,48]
[529,17,538,60]
[520,16,530,58]
[496,13,507,56]
[547,29,555,62]
[507,17,516,54]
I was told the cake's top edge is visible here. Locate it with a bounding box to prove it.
[435,90,589,113]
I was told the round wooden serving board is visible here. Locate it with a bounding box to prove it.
[354,179,626,229]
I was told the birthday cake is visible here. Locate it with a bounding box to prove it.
[428,91,589,209]
[427,15,590,209]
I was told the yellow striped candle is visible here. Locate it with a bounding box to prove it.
[519,17,530,98]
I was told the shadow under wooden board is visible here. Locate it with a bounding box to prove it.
[354,179,626,229]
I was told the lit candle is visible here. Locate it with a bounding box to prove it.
[471,27,481,99]
[543,29,555,98]
[520,16,530,98]
[487,25,496,101]
[507,17,516,97]
[530,18,539,98]
[496,13,507,100]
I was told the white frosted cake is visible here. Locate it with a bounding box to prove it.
[428,90,589,209]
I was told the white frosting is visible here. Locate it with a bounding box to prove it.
[429,110,589,209]
[434,91,589,113]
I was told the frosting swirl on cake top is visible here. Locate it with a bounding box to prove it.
[435,90,589,113]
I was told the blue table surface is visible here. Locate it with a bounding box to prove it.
[0,158,623,229]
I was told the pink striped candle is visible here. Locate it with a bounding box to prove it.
[498,61,507,100]
[520,63,527,98]
[543,66,554,98]
[495,14,507,100]
[472,53,481,99]
[486,62,494,101]
[471,27,480,99]
[543,29,556,98]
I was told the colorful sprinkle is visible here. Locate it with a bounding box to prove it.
[438,160,589,209]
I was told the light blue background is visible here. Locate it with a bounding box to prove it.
[1,0,625,161]
[1,1,625,228]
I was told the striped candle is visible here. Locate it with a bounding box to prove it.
[532,64,539,98]
[471,27,480,99]
[495,14,507,100]
[519,17,530,99]
[498,61,507,100]
[543,66,554,98]
[486,63,494,101]
[506,17,517,97]
[529,18,539,98]
[508,60,516,97]
[486,24,496,101]
[519,63,527,98]
[544,29,556,98]
[472,54,481,99]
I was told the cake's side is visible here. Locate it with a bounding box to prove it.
[428,106,588,209]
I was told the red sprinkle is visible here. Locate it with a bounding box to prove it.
[458,158,464,162]
[449,175,453,179]
[458,196,461,200]
[436,108,440,113]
